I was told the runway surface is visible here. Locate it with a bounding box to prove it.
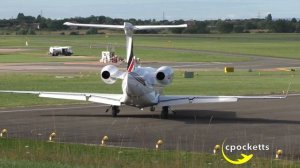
[1,95,300,158]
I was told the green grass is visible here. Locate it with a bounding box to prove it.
[0,53,96,63]
[0,70,298,108]
[135,48,249,62]
[1,33,300,63]
[0,138,299,168]
[137,34,300,59]
[167,70,299,95]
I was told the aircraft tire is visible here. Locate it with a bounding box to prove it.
[112,106,120,117]
[161,106,169,119]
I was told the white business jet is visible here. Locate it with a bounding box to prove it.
[0,22,286,118]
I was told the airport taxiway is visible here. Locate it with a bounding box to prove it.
[1,46,300,74]
[1,95,300,158]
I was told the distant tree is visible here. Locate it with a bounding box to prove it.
[17,13,25,21]
[47,20,64,31]
[36,15,48,29]
[86,28,98,34]
[3,12,300,34]
[16,28,27,35]
[266,14,272,22]
[291,18,297,23]
[295,23,300,33]
[87,15,98,23]
[16,13,35,24]
[233,25,244,33]
[105,17,113,24]
[244,21,257,30]
[112,18,124,25]
[27,28,36,35]
[135,29,158,34]
[263,14,273,30]
[128,18,137,25]
[36,15,42,22]
[97,16,106,24]
[182,25,198,34]
[170,20,186,33]
[216,21,233,33]
[196,21,210,33]
[272,19,296,33]
[69,31,79,35]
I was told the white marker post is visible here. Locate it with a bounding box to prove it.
[101,135,109,146]
[156,139,164,150]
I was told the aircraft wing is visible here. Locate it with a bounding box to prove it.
[158,95,286,107]
[0,90,123,106]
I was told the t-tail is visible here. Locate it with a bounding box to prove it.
[64,21,187,72]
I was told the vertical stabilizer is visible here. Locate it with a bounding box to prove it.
[124,22,135,72]
[63,21,187,72]
[126,39,135,72]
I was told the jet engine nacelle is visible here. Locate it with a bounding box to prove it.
[155,66,174,86]
[101,65,119,84]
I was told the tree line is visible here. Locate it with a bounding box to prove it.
[1,13,300,35]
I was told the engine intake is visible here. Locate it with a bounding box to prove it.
[156,72,165,80]
[155,66,174,86]
[102,71,110,79]
[100,65,119,84]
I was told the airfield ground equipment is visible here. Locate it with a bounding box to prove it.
[49,46,73,56]
[100,44,123,63]
[184,71,194,78]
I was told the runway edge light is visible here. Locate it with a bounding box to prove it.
[156,139,164,150]
[0,129,8,138]
[101,135,109,146]
[224,67,234,73]
[48,132,56,142]
[213,144,221,154]
[275,149,283,160]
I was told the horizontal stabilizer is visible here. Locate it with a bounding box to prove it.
[135,24,187,30]
[63,22,187,31]
[63,22,124,29]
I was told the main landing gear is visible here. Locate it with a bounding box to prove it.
[112,106,120,117]
[108,106,170,119]
[161,106,169,119]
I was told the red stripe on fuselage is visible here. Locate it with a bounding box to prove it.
[128,57,135,72]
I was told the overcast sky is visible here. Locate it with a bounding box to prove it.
[1,0,300,20]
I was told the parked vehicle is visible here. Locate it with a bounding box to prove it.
[49,46,73,56]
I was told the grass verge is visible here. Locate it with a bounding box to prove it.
[0,138,299,168]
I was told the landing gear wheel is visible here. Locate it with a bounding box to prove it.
[150,106,155,112]
[112,106,120,117]
[161,106,169,119]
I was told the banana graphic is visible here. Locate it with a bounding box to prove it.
[221,140,254,165]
